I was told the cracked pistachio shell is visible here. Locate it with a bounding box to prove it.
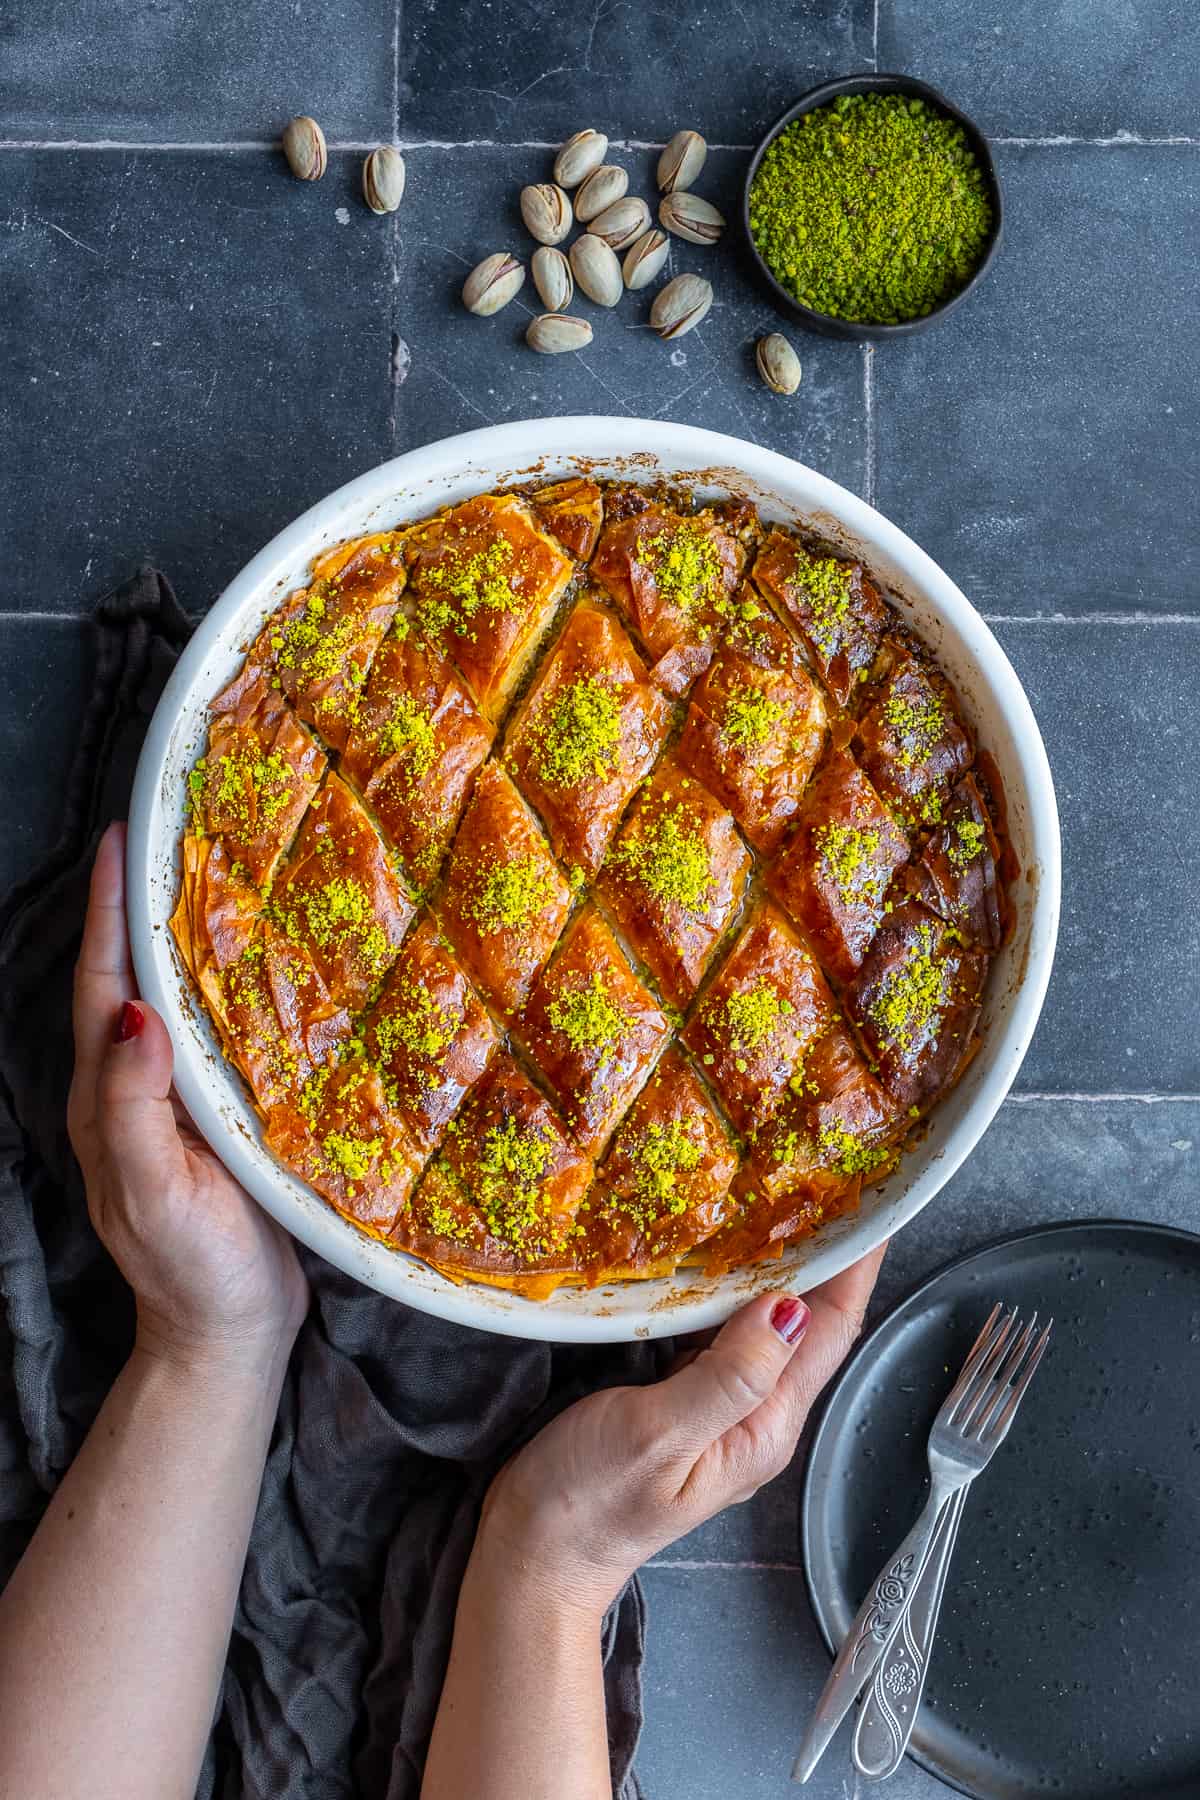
[462,252,525,316]
[574,163,629,223]
[553,129,609,190]
[586,195,651,253]
[650,272,713,340]
[281,115,327,181]
[532,245,574,312]
[569,232,623,307]
[526,313,594,354]
[520,182,573,245]
[362,145,406,214]
[756,332,802,395]
[622,228,670,290]
[656,129,707,194]
[658,190,726,245]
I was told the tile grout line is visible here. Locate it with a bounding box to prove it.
[5,607,1200,630]
[861,343,877,509]
[872,0,880,67]
[388,0,402,449]
[2,135,1198,153]
[1007,1091,1200,1105]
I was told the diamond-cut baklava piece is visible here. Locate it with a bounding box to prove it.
[170,835,264,1002]
[401,1055,594,1295]
[405,492,574,720]
[214,921,351,1112]
[362,915,501,1155]
[910,773,1005,950]
[520,907,671,1157]
[590,500,745,696]
[532,475,604,560]
[600,761,751,1010]
[505,603,671,875]
[768,748,909,983]
[675,613,827,854]
[752,531,890,708]
[436,761,573,1019]
[266,1055,423,1239]
[706,1022,902,1273]
[191,669,326,889]
[584,1049,738,1277]
[845,899,988,1112]
[682,902,836,1135]
[270,774,414,1013]
[856,642,974,828]
[237,533,406,753]
[340,622,493,891]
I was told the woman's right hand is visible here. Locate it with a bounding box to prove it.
[67,822,308,1379]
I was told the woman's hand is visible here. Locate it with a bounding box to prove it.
[67,822,308,1378]
[479,1253,884,1617]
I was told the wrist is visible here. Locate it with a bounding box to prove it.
[132,1309,297,1401]
[471,1485,622,1627]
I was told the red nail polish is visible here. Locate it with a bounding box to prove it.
[115,1001,145,1043]
[771,1296,810,1344]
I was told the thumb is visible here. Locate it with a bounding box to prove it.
[94,1000,188,1191]
[650,1291,811,1453]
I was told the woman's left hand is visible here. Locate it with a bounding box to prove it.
[478,1252,884,1617]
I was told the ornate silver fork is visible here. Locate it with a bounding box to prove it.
[792,1303,1052,1785]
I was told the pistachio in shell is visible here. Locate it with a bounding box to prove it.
[531,245,574,313]
[526,314,594,354]
[574,163,629,223]
[569,233,623,307]
[362,145,406,214]
[650,272,713,340]
[622,228,670,290]
[281,115,327,181]
[462,252,525,316]
[657,129,707,194]
[658,190,725,245]
[520,182,572,245]
[553,129,609,190]
[755,332,802,395]
[586,195,651,253]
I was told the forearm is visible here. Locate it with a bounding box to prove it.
[0,1337,288,1800]
[422,1523,612,1800]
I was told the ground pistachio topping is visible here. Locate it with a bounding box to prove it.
[474,1116,560,1254]
[534,673,622,788]
[547,971,630,1058]
[816,821,884,904]
[883,686,946,768]
[469,853,558,934]
[371,977,459,1068]
[623,1117,704,1222]
[613,797,712,910]
[720,683,785,750]
[377,691,437,779]
[869,923,948,1051]
[718,979,792,1059]
[275,874,392,976]
[417,534,518,639]
[210,747,296,833]
[642,520,726,620]
[948,816,986,867]
[784,548,854,659]
[816,1122,891,1177]
[321,1128,383,1185]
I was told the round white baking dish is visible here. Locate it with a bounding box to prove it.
[127,418,1060,1342]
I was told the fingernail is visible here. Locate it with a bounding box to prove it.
[115,1001,145,1043]
[771,1296,810,1345]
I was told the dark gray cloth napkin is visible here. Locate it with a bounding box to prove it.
[0,568,661,1799]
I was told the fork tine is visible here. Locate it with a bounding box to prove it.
[947,1308,1018,1427]
[964,1310,1036,1432]
[979,1318,1053,1448]
[941,1301,1004,1412]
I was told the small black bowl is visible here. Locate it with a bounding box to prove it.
[742,71,1004,341]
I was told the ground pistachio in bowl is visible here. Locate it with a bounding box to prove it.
[748,91,994,326]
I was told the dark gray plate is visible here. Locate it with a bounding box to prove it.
[802,1221,1200,1798]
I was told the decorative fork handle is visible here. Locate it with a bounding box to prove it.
[852,1483,969,1781]
[791,1476,957,1783]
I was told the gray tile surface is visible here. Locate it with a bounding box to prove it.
[398,0,873,145]
[0,618,89,895]
[0,0,396,142]
[0,150,393,617]
[874,143,1200,616]
[878,0,1200,139]
[391,145,867,493]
